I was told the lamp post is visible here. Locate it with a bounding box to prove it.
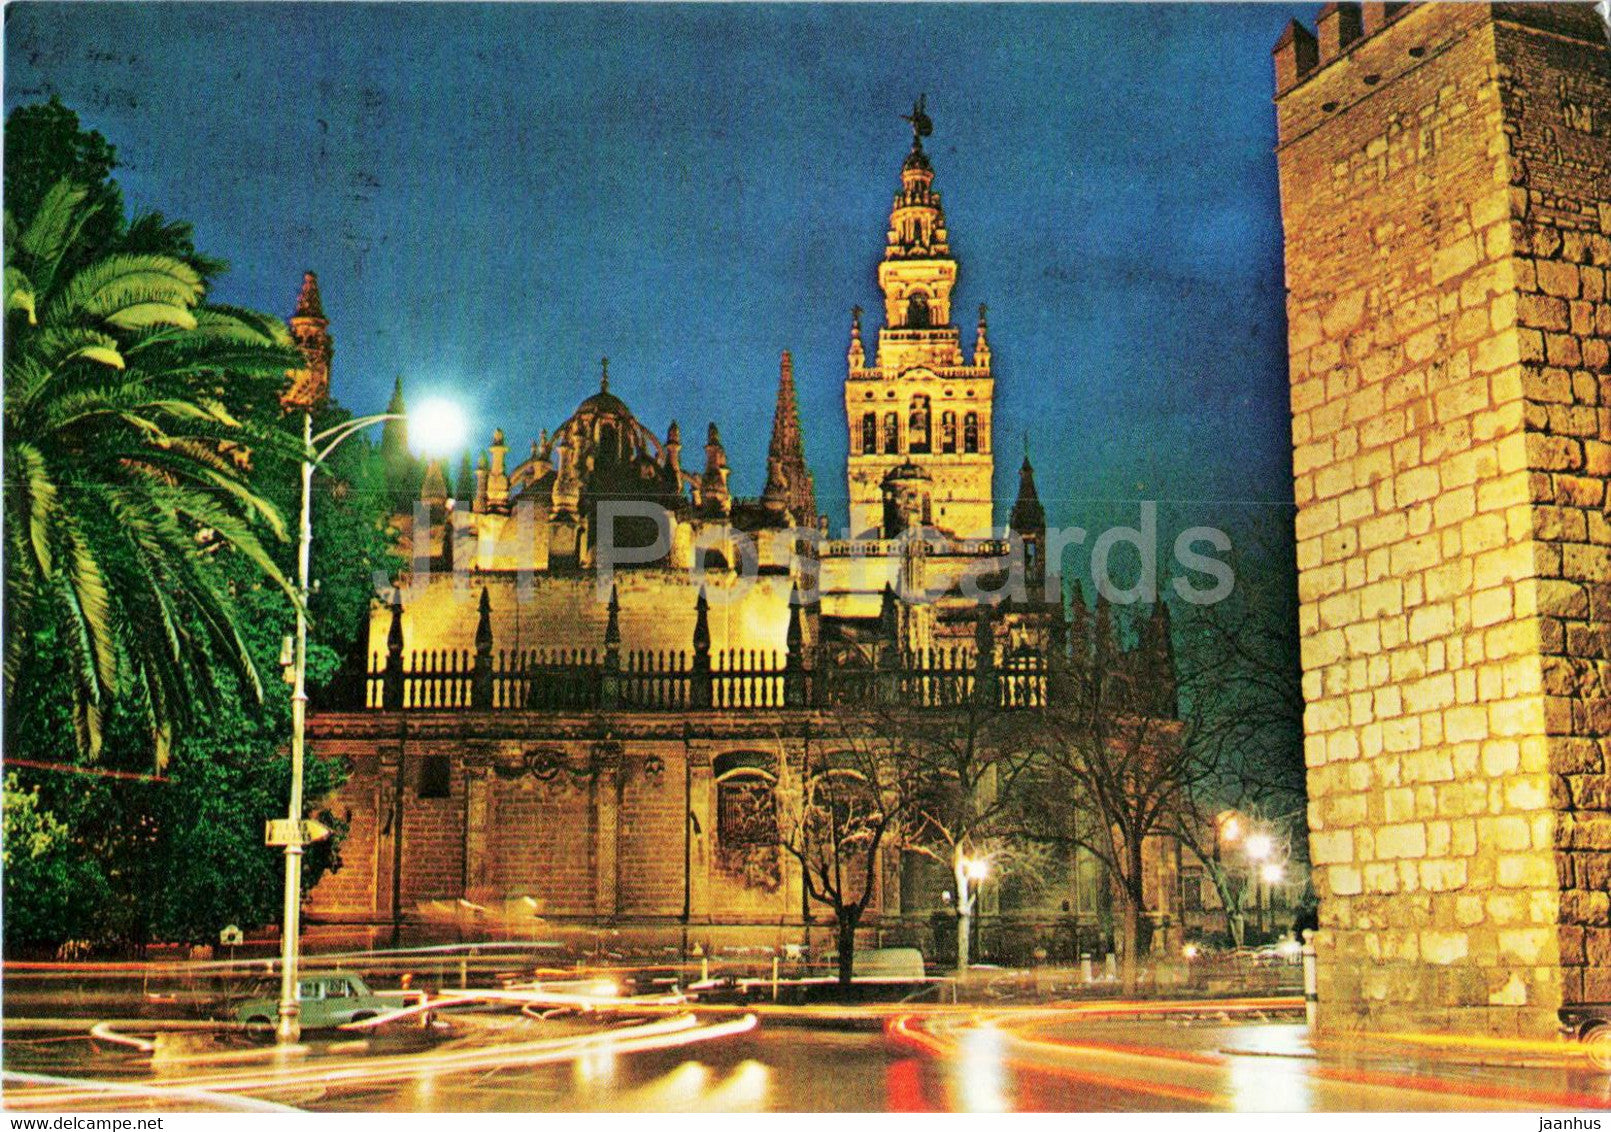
[1243,832,1272,941]
[276,400,464,1044]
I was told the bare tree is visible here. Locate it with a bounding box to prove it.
[1167,526,1307,947]
[889,664,1041,977]
[775,730,916,987]
[1032,589,1197,992]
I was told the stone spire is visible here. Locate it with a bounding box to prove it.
[1143,598,1177,718]
[664,420,682,471]
[974,303,991,368]
[420,458,448,505]
[283,271,332,412]
[760,350,816,523]
[1010,456,1045,535]
[701,423,731,517]
[1011,454,1047,592]
[848,305,865,370]
[486,427,509,513]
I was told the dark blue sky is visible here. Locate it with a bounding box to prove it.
[6,2,1308,539]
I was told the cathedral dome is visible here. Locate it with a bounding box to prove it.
[576,385,632,420]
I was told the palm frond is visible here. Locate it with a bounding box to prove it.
[48,253,203,325]
[8,441,58,576]
[16,179,93,280]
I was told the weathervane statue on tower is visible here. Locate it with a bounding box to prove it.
[902,93,933,149]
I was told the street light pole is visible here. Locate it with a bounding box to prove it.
[275,408,452,1044]
[276,410,315,1044]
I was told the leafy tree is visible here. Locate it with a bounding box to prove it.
[3,98,119,262]
[1,102,398,950]
[4,98,223,281]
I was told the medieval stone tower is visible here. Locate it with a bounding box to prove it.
[283,271,332,412]
[845,99,995,538]
[1273,2,1609,1034]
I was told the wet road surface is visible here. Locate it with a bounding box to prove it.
[7,1005,1610,1112]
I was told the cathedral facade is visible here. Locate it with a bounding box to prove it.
[301,108,1186,961]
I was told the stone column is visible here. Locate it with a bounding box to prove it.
[593,743,622,919]
[463,768,492,903]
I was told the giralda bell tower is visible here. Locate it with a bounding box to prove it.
[844,97,995,539]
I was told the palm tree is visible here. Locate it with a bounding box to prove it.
[4,178,303,767]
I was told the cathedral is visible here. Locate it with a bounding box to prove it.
[300,105,1187,961]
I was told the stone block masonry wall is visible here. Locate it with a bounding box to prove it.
[1492,9,1611,1011]
[1273,2,1609,1034]
[304,718,886,942]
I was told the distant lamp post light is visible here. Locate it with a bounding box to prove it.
[408,396,469,456]
[1244,832,1273,862]
[275,395,466,1045]
[1261,862,1285,886]
[1217,811,1242,843]
[965,857,990,882]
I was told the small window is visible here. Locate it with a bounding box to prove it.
[941,411,957,454]
[1181,868,1204,913]
[964,413,979,454]
[883,412,900,455]
[909,396,931,454]
[419,755,452,799]
[861,413,877,456]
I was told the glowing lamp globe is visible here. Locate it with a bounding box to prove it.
[1261,863,1285,885]
[410,397,468,457]
[965,858,990,881]
[1245,832,1273,861]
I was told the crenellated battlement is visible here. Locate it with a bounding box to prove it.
[1273,4,1608,123]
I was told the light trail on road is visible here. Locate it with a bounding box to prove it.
[881,1003,1611,1113]
[4,1012,758,1112]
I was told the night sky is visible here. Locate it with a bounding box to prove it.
[5,2,1311,547]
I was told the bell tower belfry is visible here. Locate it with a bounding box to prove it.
[845,97,994,539]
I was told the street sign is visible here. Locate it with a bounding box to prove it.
[219,924,244,946]
[265,818,333,846]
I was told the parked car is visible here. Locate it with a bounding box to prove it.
[1560,1002,1611,1070]
[236,971,392,1034]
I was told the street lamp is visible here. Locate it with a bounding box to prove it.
[275,397,465,1044]
[1244,832,1273,862]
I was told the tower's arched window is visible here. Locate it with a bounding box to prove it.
[964,412,979,454]
[909,396,931,455]
[941,411,957,454]
[905,292,930,329]
[861,412,877,456]
[883,412,900,455]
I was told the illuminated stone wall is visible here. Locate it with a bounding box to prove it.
[1273,2,1610,1034]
